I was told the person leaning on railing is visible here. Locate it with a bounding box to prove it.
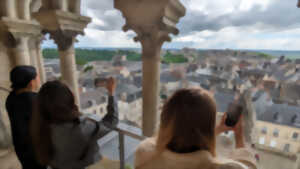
[134,88,257,169]
[31,78,119,169]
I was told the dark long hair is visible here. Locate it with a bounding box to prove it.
[157,88,217,156]
[31,81,81,165]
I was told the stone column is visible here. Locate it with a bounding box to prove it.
[69,0,81,14]
[29,38,39,69]
[52,0,68,11]
[33,8,91,108]
[36,38,47,84]
[4,0,17,19]
[28,36,46,85]
[13,36,31,66]
[115,0,186,136]
[141,37,164,136]
[51,31,80,106]
[17,0,31,20]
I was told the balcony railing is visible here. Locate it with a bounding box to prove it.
[109,122,146,169]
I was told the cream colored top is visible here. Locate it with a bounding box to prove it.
[135,138,257,169]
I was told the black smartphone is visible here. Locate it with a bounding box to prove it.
[94,77,108,88]
[225,102,243,127]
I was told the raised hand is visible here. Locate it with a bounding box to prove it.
[106,77,117,96]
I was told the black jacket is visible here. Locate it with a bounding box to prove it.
[6,91,46,169]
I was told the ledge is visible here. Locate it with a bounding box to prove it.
[33,10,91,34]
[0,17,41,37]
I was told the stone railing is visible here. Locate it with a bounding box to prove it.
[255,144,297,160]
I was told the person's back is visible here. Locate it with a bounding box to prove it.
[135,138,256,169]
[134,88,257,169]
[32,78,119,169]
[5,66,45,169]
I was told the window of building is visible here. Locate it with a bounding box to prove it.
[292,132,298,140]
[270,140,277,148]
[259,137,265,145]
[273,112,282,122]
[273,129,279,137]
[261,127,267,134]
[283,144,290,153]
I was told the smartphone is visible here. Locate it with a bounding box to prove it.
[94,77,108,88]
[225,102,243,127]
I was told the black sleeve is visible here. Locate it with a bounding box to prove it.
[95,96,119,138]
[7,93,38,164]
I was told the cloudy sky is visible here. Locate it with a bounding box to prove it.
[44,0,300,50]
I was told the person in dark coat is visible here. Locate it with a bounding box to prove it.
[5,66,46,169]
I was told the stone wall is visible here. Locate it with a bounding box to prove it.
[0,41,13,149]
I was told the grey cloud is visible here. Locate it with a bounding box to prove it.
[86,0,125,31]
[178,1,300,34]
[84,0,300,36]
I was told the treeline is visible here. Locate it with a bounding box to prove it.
[43,48,188,65]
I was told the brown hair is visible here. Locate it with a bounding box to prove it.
[31,81,81,165]
[156,88,217,156]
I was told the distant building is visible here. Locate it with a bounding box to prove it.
[255,103,300,157]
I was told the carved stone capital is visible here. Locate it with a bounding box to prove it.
[0,17,41,48]
[137,31,167,61]
[33,10,91,35]
[115,0,186,42]
[115,0,186,60]
[48,30,77,51]
[33,10,90,50]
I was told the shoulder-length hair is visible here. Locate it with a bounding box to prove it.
[156,88,217,156]
[31,81,81,165]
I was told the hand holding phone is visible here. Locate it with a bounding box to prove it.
[225,102,243,127]
[94,77,108,88]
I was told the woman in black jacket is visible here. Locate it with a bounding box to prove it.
[5,66,46,169]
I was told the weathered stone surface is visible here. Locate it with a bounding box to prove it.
[0,149,21,169]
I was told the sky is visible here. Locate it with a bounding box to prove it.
[43,0,300,50]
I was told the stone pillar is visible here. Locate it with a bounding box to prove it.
[115,0,186,136]
[17,0,31,20]
[141,38,164,136]
[29,38,39,69]
[297,155,300,169]
[28,36,46,85]
[51,31,80,106]
[0,18,41,67]
[52,0,68,11]
[69,0,81,14]
[12,36,31,66]
[33,8,91,108]
[36,38,47,84]
[4,0,17,19]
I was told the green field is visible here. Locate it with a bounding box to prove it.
[43,48,188,65]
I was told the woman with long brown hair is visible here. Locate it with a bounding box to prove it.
[135,88,257,169]
[31,78,118,169]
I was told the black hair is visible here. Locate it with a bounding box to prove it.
[31,81,81,164]
[10,66,37,91]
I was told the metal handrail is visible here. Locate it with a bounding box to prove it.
[111,122,146,169]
